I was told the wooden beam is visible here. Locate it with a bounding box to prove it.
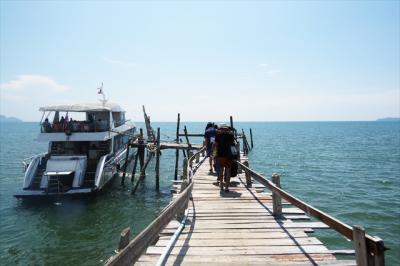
[120,144,130,186]
[178,133,204,137]
[250,128,254,148]
[174,113,180,180]
[155,127,161,191]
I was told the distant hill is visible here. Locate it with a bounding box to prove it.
[0,115,23,123]
[376,117,400,122]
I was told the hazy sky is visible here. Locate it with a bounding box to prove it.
[0,1,399,122]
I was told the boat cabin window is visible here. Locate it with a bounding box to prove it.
[51,141,111,157]
[112,112,125,127]
[41,111,111,133]
[113,134,130,153]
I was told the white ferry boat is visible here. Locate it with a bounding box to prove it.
[14,102,135,198]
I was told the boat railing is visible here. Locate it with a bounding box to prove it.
[236,160,387,266]
[104,146,206,266]
[94,154,112,188]
[22,152,48,170]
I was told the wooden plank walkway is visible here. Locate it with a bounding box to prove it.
[135,155,356,266]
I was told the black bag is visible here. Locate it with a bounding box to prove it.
[231,160,238,177]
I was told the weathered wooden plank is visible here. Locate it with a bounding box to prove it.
[157,230,310,239]
[146,244,333,256]
[164,221,329,230]
[154,237,324,247]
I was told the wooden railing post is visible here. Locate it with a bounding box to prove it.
[177,179,189,221]
[195,152,200,163]
[372,237,385,266]
[243,161,251,186]
[201,149,205,157]
[272,173,282,217]
[353,225,368,266]
[118,227,131,252]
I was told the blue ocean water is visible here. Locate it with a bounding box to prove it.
[0,121,399,265]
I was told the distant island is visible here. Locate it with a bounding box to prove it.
[376,117,400,122]
[0,115,23,123]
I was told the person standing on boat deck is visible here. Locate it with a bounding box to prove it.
[42,118,52,132]
[214,123,235,192]
[204,122,217,173]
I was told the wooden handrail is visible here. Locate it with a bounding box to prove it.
[236,161,386,257]
[105,182,193,266]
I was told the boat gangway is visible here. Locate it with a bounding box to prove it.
[105,145,386,266]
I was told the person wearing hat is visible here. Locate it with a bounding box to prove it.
[214,123,235,192]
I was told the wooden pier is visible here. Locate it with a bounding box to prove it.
[107,111,386,265]
[106,151,386,266]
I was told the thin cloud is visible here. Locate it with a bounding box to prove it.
[256,63,281,76]
[0,75,69,92]
[257,63,270,68]
[103,57,136,68]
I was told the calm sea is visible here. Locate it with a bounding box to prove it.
[0,122,399,265]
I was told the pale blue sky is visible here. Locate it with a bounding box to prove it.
[1,1,399,121]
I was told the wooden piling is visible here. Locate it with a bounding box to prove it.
[155,127,161,191]
[182,158,188,180]
[174,113,180,180]
[121,143,130,186]
[272,173,282,217]
[138,128,145,177]
[250,128,254,148]
[118,227,130,252]
[130,151,139,183]
[242,129,249,155]
[230,115,237,140]
[183,126,192,149]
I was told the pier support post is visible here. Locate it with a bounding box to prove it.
[118,227,130,252]
[121,143,130,186]
[243,160,251,186]
[138,128,145,178]
[130,151,139,183]
[155,127,161,191]
[182,158,188,180]
[250,128,254,149]
[272,173,282,217]
[174,114,180,180]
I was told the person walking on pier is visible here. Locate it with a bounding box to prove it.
[204,122,217,173]
[214,123,235,192]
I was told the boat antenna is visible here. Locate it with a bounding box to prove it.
[97,82,107,105]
